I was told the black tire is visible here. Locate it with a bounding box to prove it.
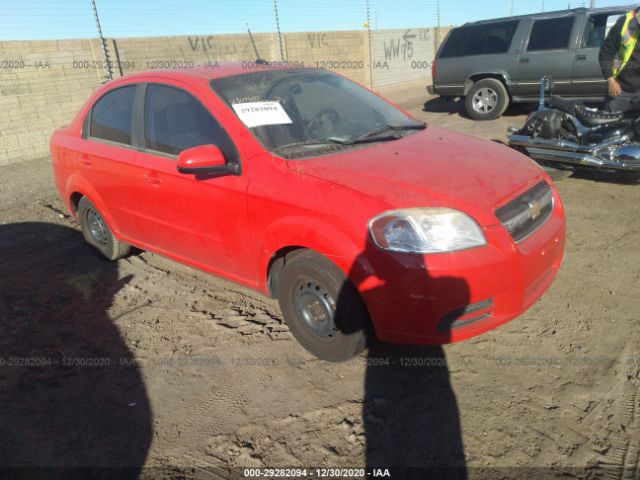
[77,197,130,261]
[277,250,371,362]
[464,78,509,120]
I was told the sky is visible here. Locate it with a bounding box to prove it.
[0,0,632,40]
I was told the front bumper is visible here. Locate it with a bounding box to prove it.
[356,189,566,345]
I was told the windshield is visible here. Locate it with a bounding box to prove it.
[210,69,424,158]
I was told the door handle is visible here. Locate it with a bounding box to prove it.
[79,155,93,166]
[519,57,530,63]
[144,173,162,187]
[575,54,587,61]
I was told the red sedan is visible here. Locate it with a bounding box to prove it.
[50,64,565,361]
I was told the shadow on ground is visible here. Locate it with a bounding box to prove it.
[0,222,151,479]
[339,236,468,479]
[423,96,536,119]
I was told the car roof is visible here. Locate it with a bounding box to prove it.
[458,4,635,27]
[112,62,311,84]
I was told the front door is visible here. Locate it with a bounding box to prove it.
[571,11,625,97]
[134,82,254,281]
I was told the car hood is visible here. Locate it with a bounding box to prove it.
[286,126,546,225]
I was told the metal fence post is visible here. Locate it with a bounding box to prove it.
[273,0,285,61]
[434,0,441,56]
[366,0,373,89]
[90,0,113,81]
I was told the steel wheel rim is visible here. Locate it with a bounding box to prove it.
[295,280,337,337]
[472,87,498,113]
[86,208,108,246]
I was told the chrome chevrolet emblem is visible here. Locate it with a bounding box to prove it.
[528,199,544,220]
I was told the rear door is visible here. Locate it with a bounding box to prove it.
[571,10,625,96]
[514,15,579,96]
[80,84,146,239]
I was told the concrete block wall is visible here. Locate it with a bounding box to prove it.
[370,28,435,93]
[109,33,281,76]
[0,28,448,165]
[0,38,106,165]
[284,31,370,87]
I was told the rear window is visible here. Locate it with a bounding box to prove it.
[89,86,136,145]
[527,16,575,51]
[439,21,519,58]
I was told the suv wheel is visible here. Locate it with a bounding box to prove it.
[465,78,509,120]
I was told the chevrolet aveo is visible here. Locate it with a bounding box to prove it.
[50,64,566,361]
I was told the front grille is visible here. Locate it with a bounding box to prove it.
[496,181,554,242]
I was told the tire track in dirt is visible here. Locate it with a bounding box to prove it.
[594,378,640,479]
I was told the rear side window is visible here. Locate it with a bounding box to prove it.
[90,86,136,145]
[439,21,519,58]
[144,84,235,157]
[527,17,575,51]
[582,13,623,48]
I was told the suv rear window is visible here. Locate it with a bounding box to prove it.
[527,16,575,51]
[439,21,519,58]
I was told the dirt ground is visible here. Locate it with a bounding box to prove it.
[1,91,639,480]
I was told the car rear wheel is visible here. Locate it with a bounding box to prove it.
[277,250,370,362]
[465,78,509,120]
[77,197,130,261]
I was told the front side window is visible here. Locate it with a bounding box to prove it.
[90,85,136,145]
[439,21,519,58]
[582,13,623,48]
[527,17,575,51]
[144,84,235,157]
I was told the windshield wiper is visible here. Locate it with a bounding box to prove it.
[328,123,426,146]
[272,137,350,153]
[272,123,426,152]
[357,123,426,140]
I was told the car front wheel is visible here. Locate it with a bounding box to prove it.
[465,78,509,120]
[277,250,371,362]
[77,197,131,260]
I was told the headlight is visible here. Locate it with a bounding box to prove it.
[369,208,486,253]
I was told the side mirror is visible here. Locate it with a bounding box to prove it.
[177,144,239,176]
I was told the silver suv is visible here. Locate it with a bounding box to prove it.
[428,6,631,120]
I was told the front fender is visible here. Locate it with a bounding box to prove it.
[257,215,370,293]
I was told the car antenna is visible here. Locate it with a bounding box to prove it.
[247,23,269,65]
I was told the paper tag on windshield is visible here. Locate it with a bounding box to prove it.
[232,101,293,128]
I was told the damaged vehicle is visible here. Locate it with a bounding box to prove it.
[50,64,565,361]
